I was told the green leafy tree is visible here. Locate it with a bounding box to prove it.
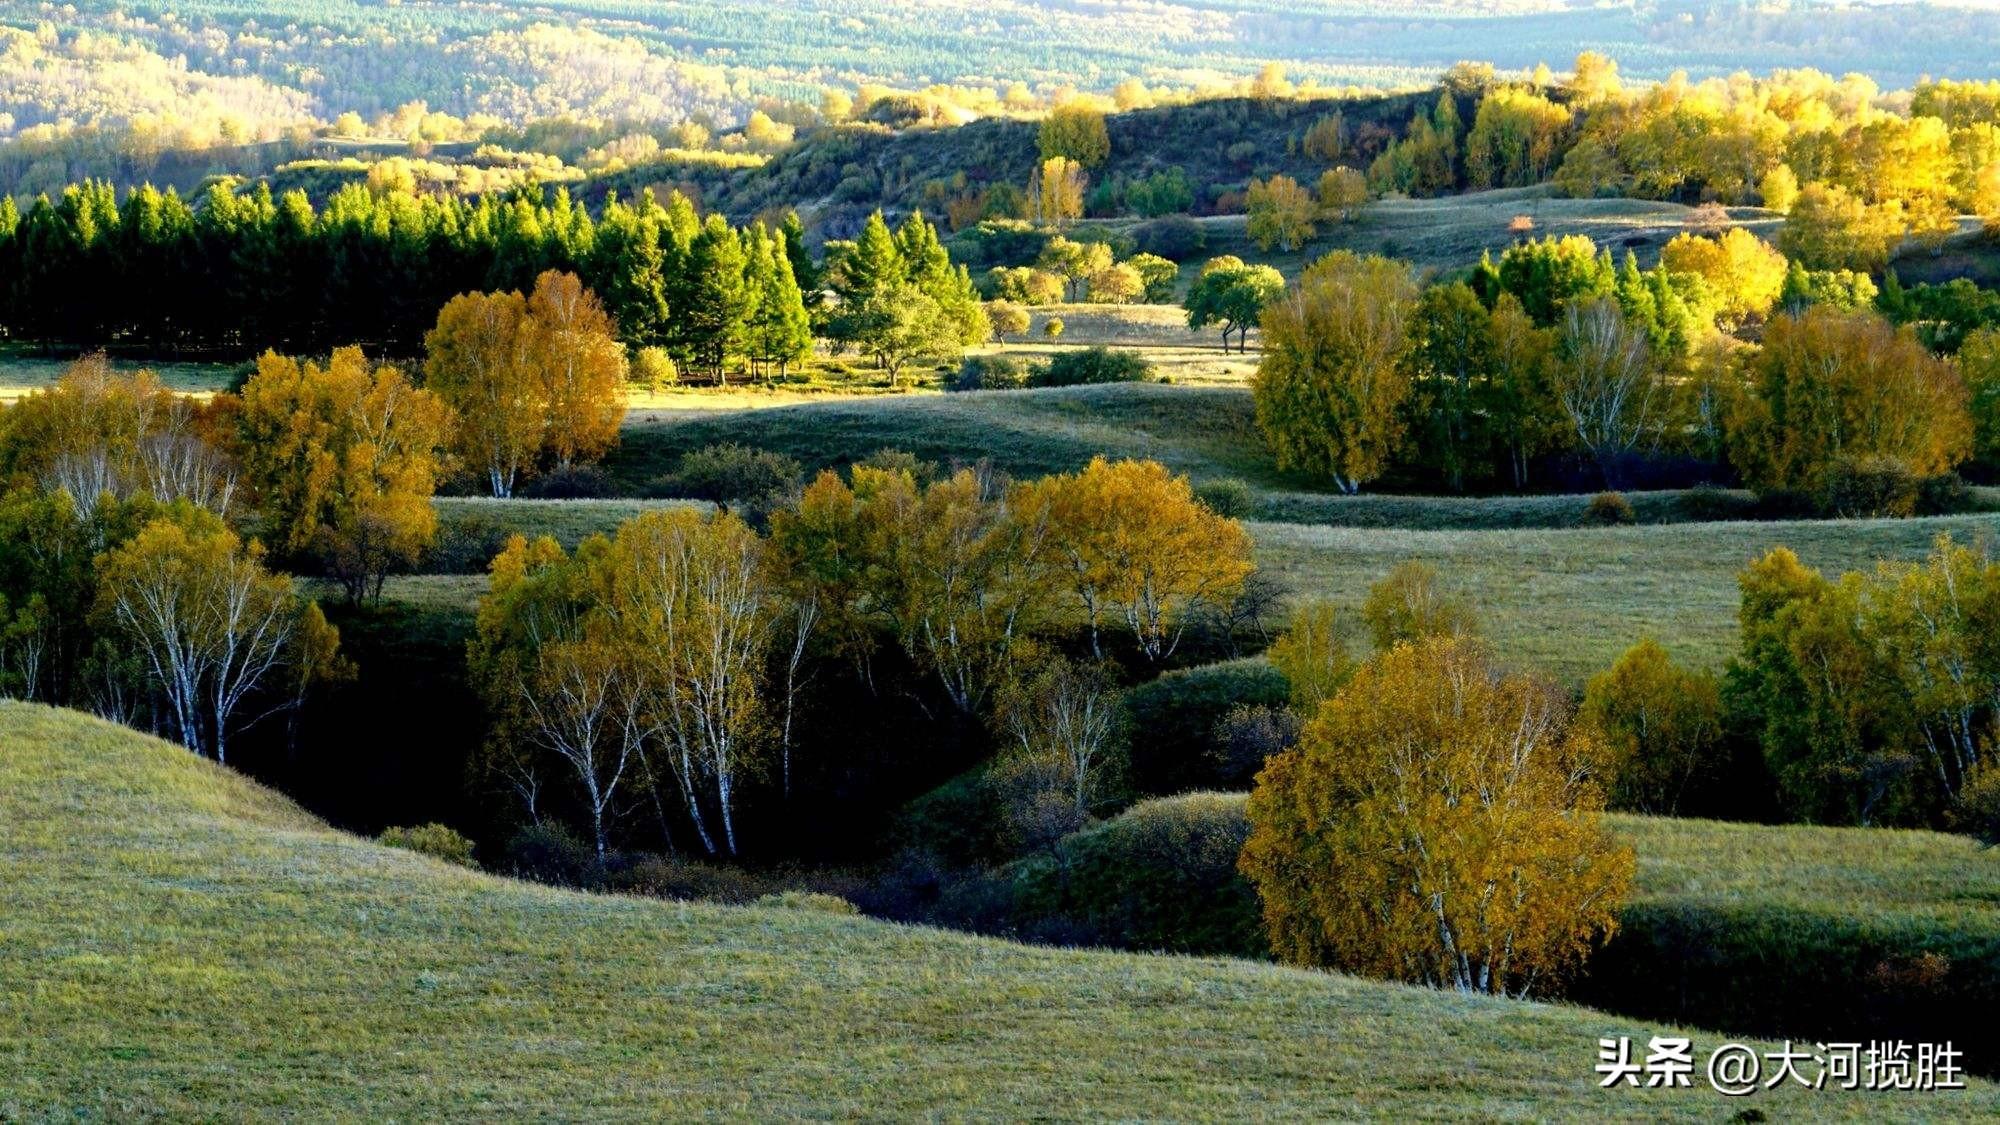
[1183,256,1283,353]
[1251,252,1419,492]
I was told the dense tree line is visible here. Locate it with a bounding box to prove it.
[0,180,999,389]
[1246,230,1996,504]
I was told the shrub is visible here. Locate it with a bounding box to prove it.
[893,765,1012,867]
[503,822,600,886]
[1208,704,1301,788]
[1917,472,1977,516]
[1955,765,2000,847]
[1030,347,1153,387]
[1818,456,1919,518]
[1584,490,1637,525]
[631,346,678,390]
[429,512,513,574]
[1042,317,1065,340]
[1122,658,1290,795]
[1133,215,1207,261]
[652,443,804,503]
[608,855,779,903]
[1193,477,1254,518]
[1009,793,1266,957]
[378,823,477,867]
[1676,483,1756,522]
[754,890,860,915]
[522,464,613,499]
[949,355,1028,392]
[851,447,940,484]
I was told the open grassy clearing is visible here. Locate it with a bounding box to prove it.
[1253,512,2000,682]
[1615,814,2000,925]
[1196,187,1782,278]
[608,382,1284,490]
[0,352,242,401]
[434,496,705,549]
[1,702,1986,1120]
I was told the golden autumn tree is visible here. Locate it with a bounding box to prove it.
[1579,637,1727,815]
[1659,227,1789,328]
[1239,635,1634,996]
[0,354,237,515]
[1013,457,1254,662]
[1730,308,1971,500]
[525,270,627,473]
[96,504,343,764]
[1265,598,1352,713]
[1252,251,1420,493]
[1245,175,1318,252]
[422,289,540,498]
[238,346,452,602]
[853,464,1048,715]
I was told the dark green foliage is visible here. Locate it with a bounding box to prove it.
[1121,659,1290,796]
[1132,216,1207,261]
[1008,793,1268,957]
[428,511,514,574]
[1472,236,1615,326]
[1123,167,1195,217]
[947,220,1054,269]
[1878,275,2000,354]
[949,355,1028,392]
[1193,477,1255,518]
[1578,900,2000,1078]
[503,822,601,885]
[1031,347,1155,388]
[649,443,804,503]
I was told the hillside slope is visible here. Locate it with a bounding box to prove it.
[0,703,1987,1117]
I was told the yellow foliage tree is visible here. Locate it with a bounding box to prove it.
[1239,635,1633,996]
[1731,308,1970,499]
[423,289,540,498]
[1316,166,1368,222]
[238,346,451,602]
[1013,457,1254,662]
[1245,175,1317,252]
[1253,251,1420,492]
[1579,637,1727,815]
[97,505,343,763]
[1264,598,1351,713]
[525,270,627,472]
[1659,227,1789,327]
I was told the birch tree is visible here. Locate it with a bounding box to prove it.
[97,509,340,763]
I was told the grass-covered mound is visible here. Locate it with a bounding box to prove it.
[2,702,1982,1117]
[1005,792,2000,1073]
[608,383,1278,490]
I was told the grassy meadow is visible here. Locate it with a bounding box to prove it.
[607,382,1281,490]
[1253,512,2000,682]
[0,351,242,401]
[3,701,1991,1120]
[1193,187,1782,278]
